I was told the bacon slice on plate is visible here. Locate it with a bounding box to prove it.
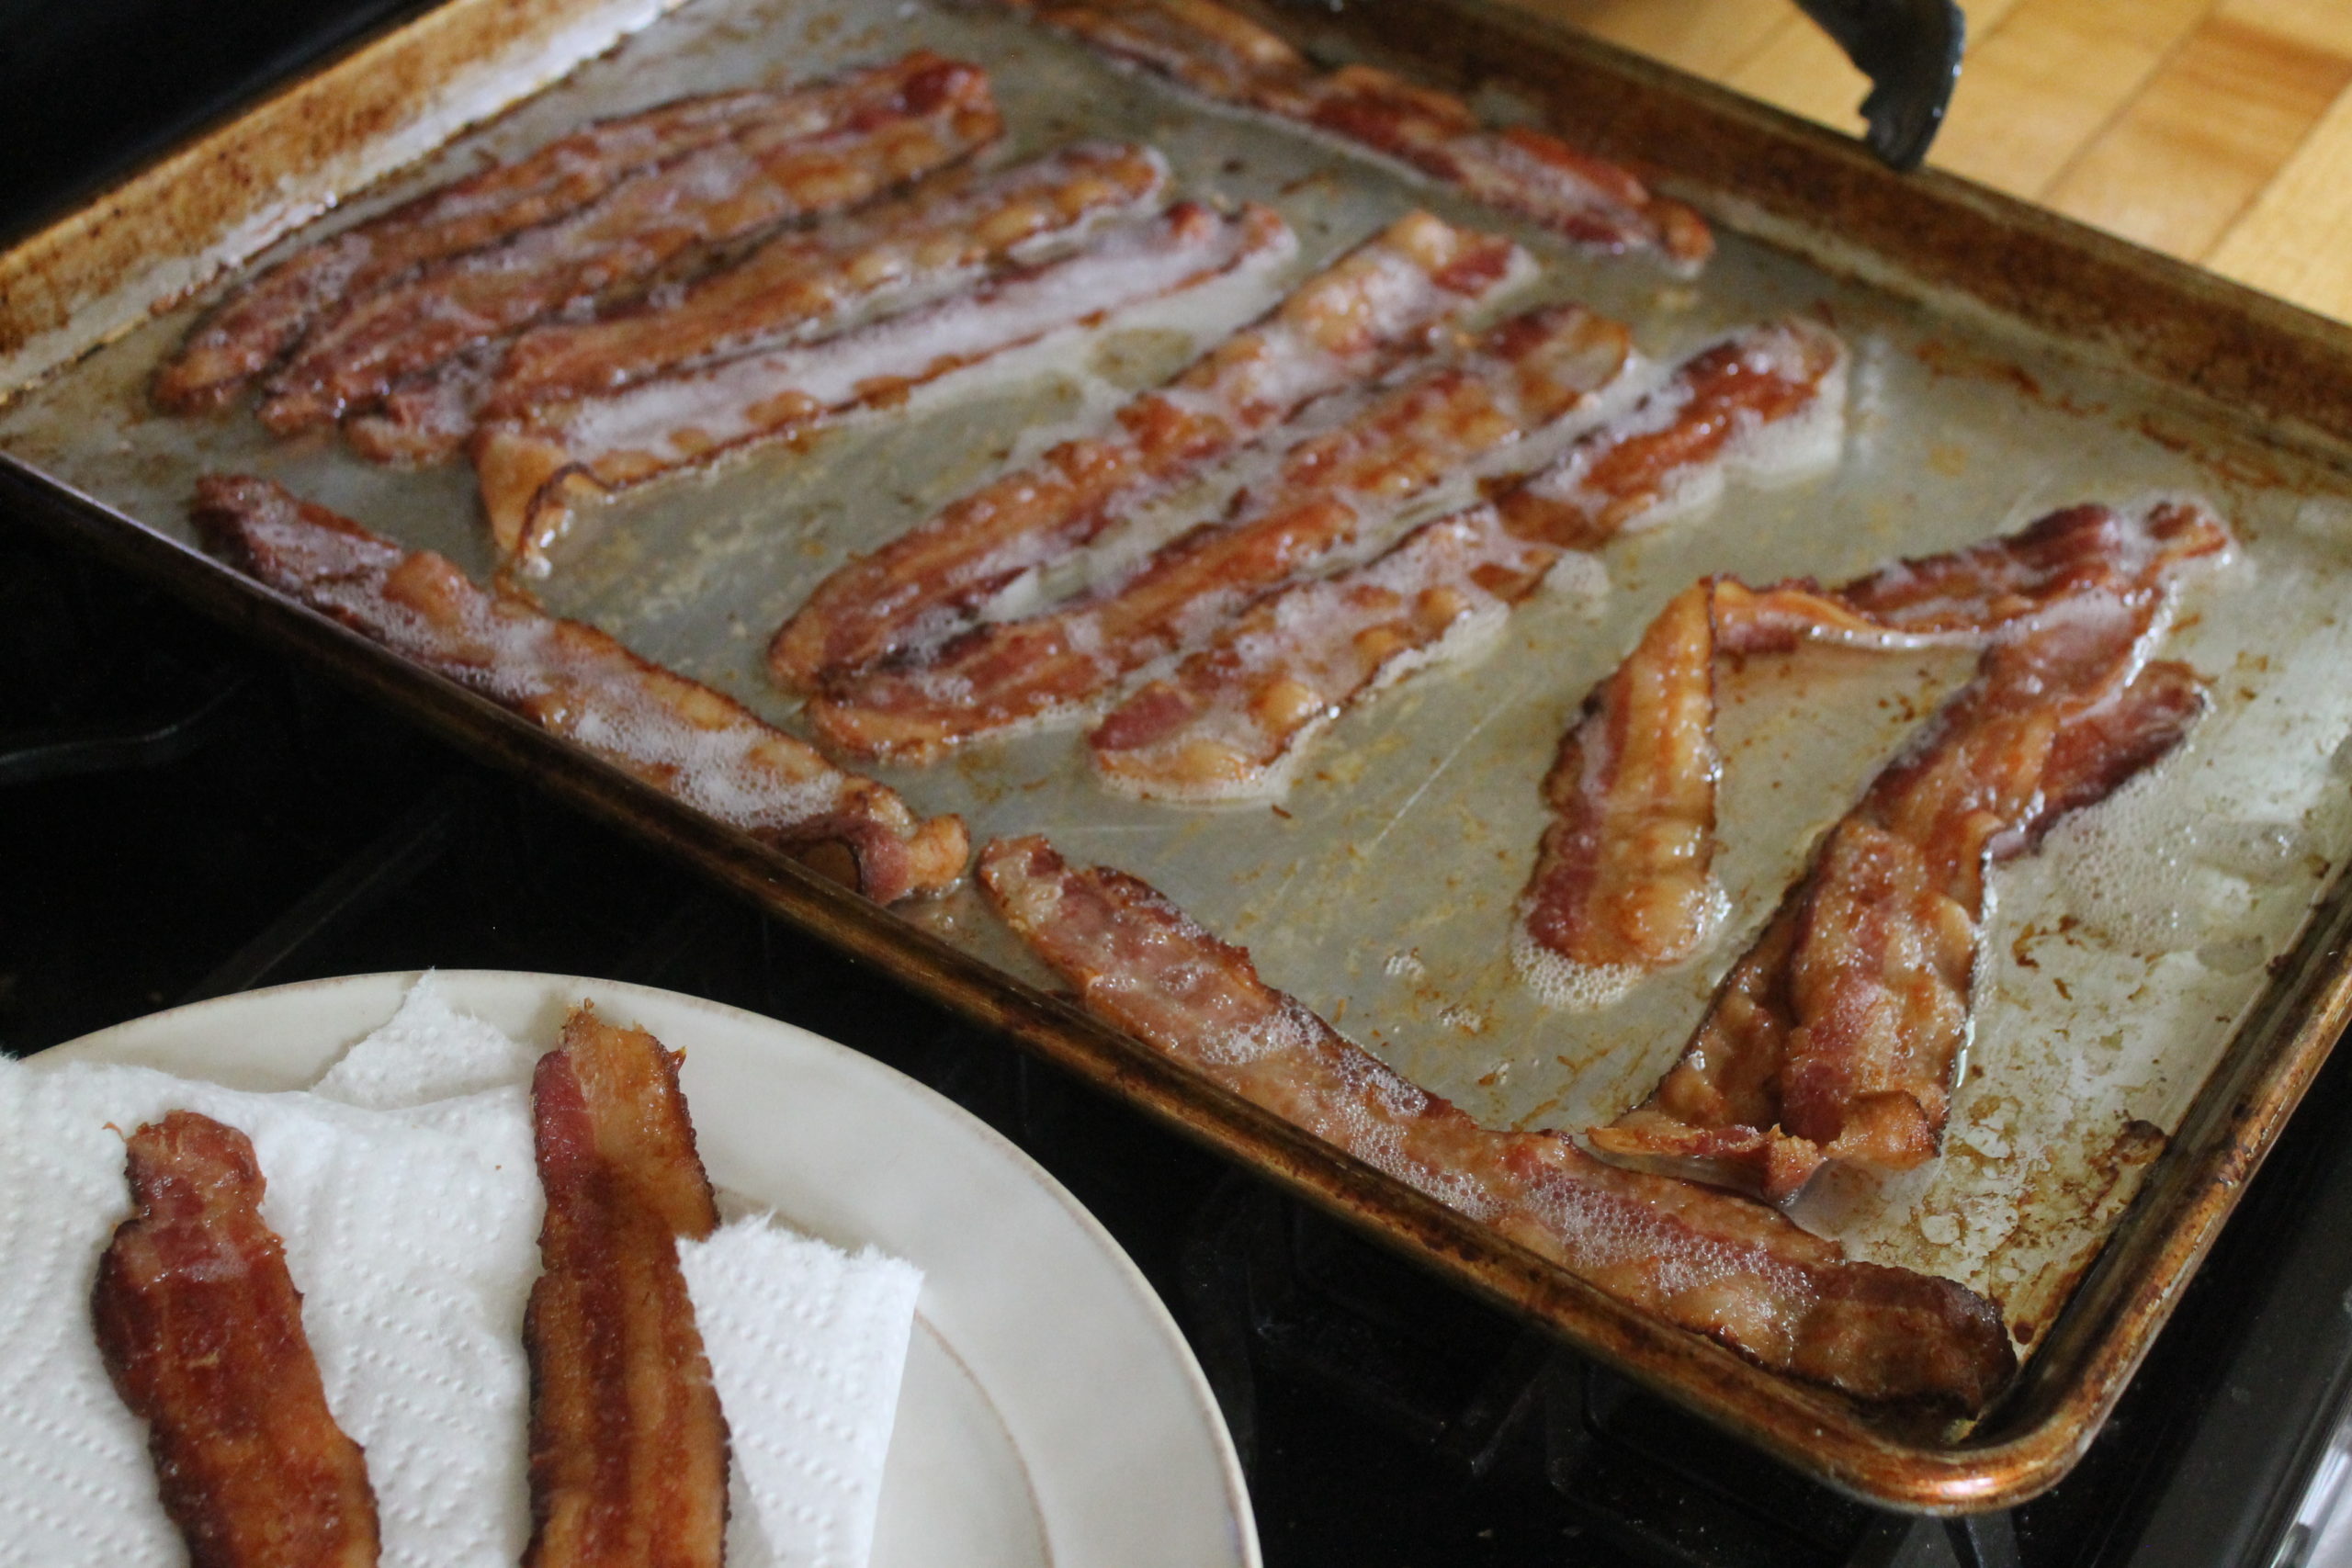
[348,141,1174,465]
[811,301,1634,761]
[1590,521,2224,1201]
[526,1005,726,1568]
[192,475,967,902]
[1088,317,1845,801]
[767,209,1523,693]
[978,834,2016,1412]
[476,199,1293,570]
[153,88,791,414]
[257,52,1002,434]
[92,1111,381,1568]
[1001,0,1711,270]
[1521,499,2233,1000]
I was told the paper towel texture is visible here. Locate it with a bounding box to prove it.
[0,1049,540,1567]
[685,1222,924,1568]
[0,974,922,1568]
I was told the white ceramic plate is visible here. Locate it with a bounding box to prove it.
[47,969,1258,1568]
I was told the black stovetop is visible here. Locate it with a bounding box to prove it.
[6,6,2350,1563]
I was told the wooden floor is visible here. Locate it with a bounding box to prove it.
[1511,0,2352,324]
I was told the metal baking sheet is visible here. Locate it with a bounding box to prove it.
[8,0,2352,1509]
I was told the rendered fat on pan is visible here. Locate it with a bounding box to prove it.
[1582,503,2232,1201]
[766,208,1530,693]
[475,199,1297,571]
[258,52,1004,435]
[1519,500,2233,1000]
[348,141,1175,466]
[1088,317,1848,802]
[808,299,1640,761]
[978,833,2016,1413]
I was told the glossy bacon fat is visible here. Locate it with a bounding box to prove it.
[475,200,1294,570]
[485,141,1171,420]
[809,301,1634,761]
[349,141,1175,466]
[92,1111,381,1568]
[257,52,1002,434]
[1521,499,2232,1006]
[153,87,790,413]
[1589,502,2231,1201]
[1088,317,1846,802]
[768,209,1526,693]
[193,475,968,902]
[1000,0,1711,270]
[978,834,2016,1412]
[525,1005,726,1568]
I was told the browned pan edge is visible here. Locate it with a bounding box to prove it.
[9,0,2352,1511]
[0,0,683,394]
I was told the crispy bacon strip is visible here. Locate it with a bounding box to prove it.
[1087,318,1846,800]
[526,1005,726,1568]
[257,52,1002,434]
[978,834,2016,1412]
[1002,0,1711,269]
[92,1111,380,1568]
[1522,499,2233,992]
[349,142,1173,465]
[811,302,1633,761]
[767,209,1523,693]
[1521,579,1725,988]
[476,200,1293,570]
[1592,567,2220,1201]
[153,88,791,413]
[192,475,967,902]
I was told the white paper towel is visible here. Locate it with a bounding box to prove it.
[0,974,922,1568]
[686,1222,923,1568]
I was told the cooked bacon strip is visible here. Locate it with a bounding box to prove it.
[1592,577,2219,1201]
[257,52,1002,434]
[978,834,2016,1412]
[1087,318,1845,800]
[811,303,1632,761]
[350,142,1173,466]
[1089,504,1551,798]
[1520,579,1724,990]
[488,141,1170,417]
[477,200,1292,570]
[192,475,967,902]
[92,1111,381,1568]
[1717,501,2230,652]
[344,341,508,466]
[767,209,1522,693]
[1522,499,2233,993]
[526,1005,726,1568]
[1002,0,1710,269]
[153,88,791,413]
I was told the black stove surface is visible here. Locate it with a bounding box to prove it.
[6,10,2349,1564]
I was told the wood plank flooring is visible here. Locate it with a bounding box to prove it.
[1509,0,2352,321]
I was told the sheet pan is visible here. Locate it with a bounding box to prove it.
[7,0,2352,1509]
